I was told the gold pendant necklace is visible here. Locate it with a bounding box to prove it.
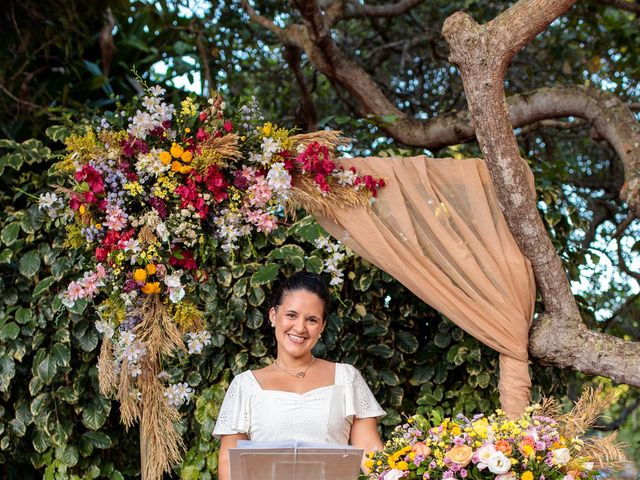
[274,355,315,379]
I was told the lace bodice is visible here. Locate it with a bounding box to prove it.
[212,363,385,444]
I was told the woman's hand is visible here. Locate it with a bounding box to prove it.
[349,417,384,473]
[218,433,249,480]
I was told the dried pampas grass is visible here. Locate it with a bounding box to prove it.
[134,296,184,360]
[582,431,629,470]
[97,337,118,398]
[560,386,620,438]
[290,130,350,150]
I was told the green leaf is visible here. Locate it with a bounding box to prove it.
[366,344,394,358]
[250,263,279,286]
[305,255,323,274]
[396,330,419,354]
[0,322,20,341]
[51,343,70,367]
[247,286,265,307]
[15,307,32,324]
[433,332,451,348]
[36,355,57,384]
[77,329,99,352]
[82,431,112,449]
[268,244,305,260]
[82,398,110,430]
[379,370,401,386]
[246,308,263,329]
[1,222,20,246]
[19,250,41,277]
[0,248,12,263]
[60,445,79,466]
[354,273,373,291]
[33,277,56,297]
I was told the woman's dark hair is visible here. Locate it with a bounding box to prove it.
[271,272,332,320]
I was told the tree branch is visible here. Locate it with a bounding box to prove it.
[591,0,640,14]
[441,0,640,389]
[339,0,427,20]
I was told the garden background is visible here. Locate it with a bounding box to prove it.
[0,1,638,479]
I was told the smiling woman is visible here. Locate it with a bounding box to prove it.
[212,272,385,480]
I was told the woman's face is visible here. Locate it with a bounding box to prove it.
[269,289,326,360]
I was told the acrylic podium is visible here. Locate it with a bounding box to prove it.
[229,441,363,480]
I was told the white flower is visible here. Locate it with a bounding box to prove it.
[383,469,405,480]
[155,222,170,243]
[476,444,497,470]
[487,452,511,475]
[329,271,344,286]
[334,168,358,186]
[95,320,115,339]
[186,330,212,354]
[121,238,140,253]
[129,363,142,377]
[314,237,331,250]
[38,192,60,210]
[119,330,136,346]
[148,85,166,97]
[583,462,594,471]
[552,448,571,466]
[164,272,183,288]
[169,286,185,303]
[266,162,292,197]
[164,382,193,407]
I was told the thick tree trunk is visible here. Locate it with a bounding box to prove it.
[441,0,640,386]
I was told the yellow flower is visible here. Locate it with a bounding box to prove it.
[185,127,191,133]
[179,164,193,174]
[170,143,184,158]
[171,160,182,172]
[181,150,193,163]
[364,459,374,469]
[142,282,160,294]
[95,224,102,230]
[396,461,409,470]
[159,151,172,165]
[79,205,86,215]
[262,122,273,137]
[522,470,534,480]
[133,269,147,282]
[146,263,157,275]
[451,425,462,436]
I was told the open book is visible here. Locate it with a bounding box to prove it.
[229,440,363,480]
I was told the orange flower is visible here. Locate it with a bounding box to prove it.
[142,282,160,294]
[171,161,182,172]
[133,268,147,282]
[495,439,512,456]
[159,151,172,165]
[180,150,193,163]
[178,164,193,174]
[146,263,157,275]
[170,143,184,158]
[444,445,473,467]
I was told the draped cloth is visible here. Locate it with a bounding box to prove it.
[316,156,536,417]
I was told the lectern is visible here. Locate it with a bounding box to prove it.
[229,441,363,480]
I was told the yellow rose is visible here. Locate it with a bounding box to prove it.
[444,445,474,467]
[170,143,184,158]
[146,263,157,275]
[180,150,193,163]
[396,461,409,470]
[142,282,160,294]
[159,151,172,165]
[133,268,147,282]
[522,471,534,480]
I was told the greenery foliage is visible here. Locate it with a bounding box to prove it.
[0,0,638,477]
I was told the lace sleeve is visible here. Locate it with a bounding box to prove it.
[343,364,386,420]
[212,373,252,437]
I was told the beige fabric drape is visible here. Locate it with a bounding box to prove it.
[316,156,536,417]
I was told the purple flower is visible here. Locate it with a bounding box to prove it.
[149,196,168,219]
[460,469,468,478]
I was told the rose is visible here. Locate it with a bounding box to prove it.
[412,442,431,457]
[487,452,511,475]
[476,444,497,470]
[494,439,512,456]
[445,445,474,467]
[552,448,571,466]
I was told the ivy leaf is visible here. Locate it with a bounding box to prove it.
[33,277,56,297]
[82,398,110,430]
[82,431,112,449]
[250,263,279,286]
[36,355,57,384]
[1,222,21,246]
[51,343,70,367]
[19,250,41,277]
[0,322,20,341]
[396,330,419,354]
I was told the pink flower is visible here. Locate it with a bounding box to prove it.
[103,205,128,231]
[248,176,272,207]
[67,281,85,301]
[256,213,278,233]
[223,120,233,132]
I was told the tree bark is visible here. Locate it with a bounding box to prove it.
[440,0,640,386]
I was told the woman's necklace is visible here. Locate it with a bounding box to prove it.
[274,355,315,379]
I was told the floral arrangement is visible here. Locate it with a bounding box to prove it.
[366,389,627,480]
[38,85,383,479]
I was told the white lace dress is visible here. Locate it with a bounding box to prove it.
[212,363,385,444]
